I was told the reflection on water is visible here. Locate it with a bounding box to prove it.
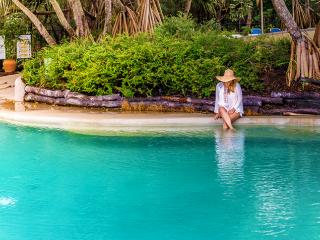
[253,175,295,237]
[0,197,16,207]
[214,129,245,186]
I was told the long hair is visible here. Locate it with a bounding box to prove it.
[227,79,237,93]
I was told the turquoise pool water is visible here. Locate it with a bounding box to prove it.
[0,124,320,240]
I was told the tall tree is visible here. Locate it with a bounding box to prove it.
[49,0,76,38]
[102,0,112,35]
[67,0,92,38]
[272,0,320,85]
[257,0,264,33]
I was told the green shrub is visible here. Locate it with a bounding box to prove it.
[154,14,197,40]
[23,18,290,98]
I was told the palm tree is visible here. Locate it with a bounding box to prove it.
[0,0,16,17]
[272,0,320,84]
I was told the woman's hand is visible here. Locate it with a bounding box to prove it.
[228,108,236,115]
[214,113,221,120]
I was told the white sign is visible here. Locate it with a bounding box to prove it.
[17,35,31,59]
[0,36,5,60]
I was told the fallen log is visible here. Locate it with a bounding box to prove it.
[126,101,215,112]
[25,93,66,105]
[25,86,68,98]
[271,91,320,99]
[66,98,122,108]
[259,97,283,105]
[128,101,194,108]
[283,99,320,108]
[243,97,262,106]
[126,97,162,102]
[24,93,122,108]
[127,97,214,105]
[25,86,122,101]
[66,92,122,101]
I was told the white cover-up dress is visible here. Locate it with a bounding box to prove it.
[214,82,244,116]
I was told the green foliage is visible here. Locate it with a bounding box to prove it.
[23,18,290,98]
[154,14,197,40]
[0,12,30,59]
[228,0,253,22]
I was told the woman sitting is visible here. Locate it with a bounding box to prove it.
[214,69,244,130]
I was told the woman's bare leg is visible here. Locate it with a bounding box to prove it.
[230,112,241,123]
[219,107,234,130]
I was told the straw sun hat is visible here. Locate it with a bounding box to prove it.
[216,69,240,82]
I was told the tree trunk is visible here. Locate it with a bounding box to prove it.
[246,7,252,27]
[304,0,311,28]
[271,0,302,40]
[314,24,320,48]
[260,0,264,33]
[12,0,56,46]
[102,0,112,35]
[67,0,93,39]
[184,0,192,15]
[271,0,320,84]
[49,0,76,38]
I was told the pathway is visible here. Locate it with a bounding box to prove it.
[0,73,20,101]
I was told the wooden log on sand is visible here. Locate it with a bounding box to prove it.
[66,98,122,108]
[66,92,122,101]
[127,97,214,105]
[24,93,122,108]
[126,101,215,112]
[25,93,66,105]
[25,86,67,98]
[25,86,122,101]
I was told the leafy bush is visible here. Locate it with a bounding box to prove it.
[23,17,290,98]
[0,12,30,59]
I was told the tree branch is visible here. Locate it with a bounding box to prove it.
[12,0,57,46]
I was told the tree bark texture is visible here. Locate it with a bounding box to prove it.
[246,7,252,27]
[184,0,192,15]
[25,86,122,101]
[271,0,320,83]
[49,0,76,38]
[25,93,123,108]
[102,0,112,35]
[271,0,302,40]
[67,0,93,38]
[12,0,57,45]
[314,24,320,48]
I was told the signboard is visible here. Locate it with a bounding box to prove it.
[17,35,31,59]
[0,36,5,60]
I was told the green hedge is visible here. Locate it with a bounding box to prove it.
[23,19,290,98]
